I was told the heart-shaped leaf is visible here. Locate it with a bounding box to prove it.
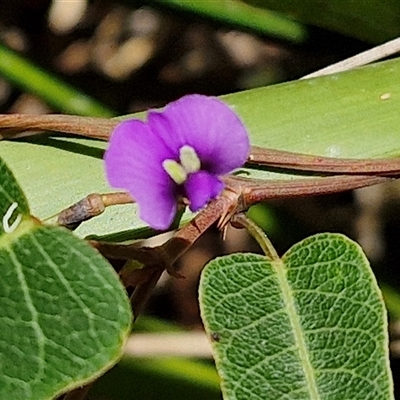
[0,157,132,400]
[199,233,393,399]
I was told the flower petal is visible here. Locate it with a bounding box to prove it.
[185,171,224,212]
[138,188,177,231]
[104,119,177,230]
[147,94,250,175]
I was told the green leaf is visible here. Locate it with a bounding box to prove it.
[199,233,393,399]
[225,58,400,173]
[0,44,114,117]
[2,58,400,238]
[0,152,29,236]
[148,0,307,43]
[242,0,400,43]
[0,157,132,400]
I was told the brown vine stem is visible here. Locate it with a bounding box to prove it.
[89,194,238,321]
[248,146,400,175]
[162,191,240,264]
[55,192,188,232]
[0,114,115,140]
[129,194,239,312]
[88,173,395,280]
[2,113,400,177]
[224,174,394,209]
[59,175,395,266]
[90,193,237,265]
[56,192,134,229]
[53,165,400,233]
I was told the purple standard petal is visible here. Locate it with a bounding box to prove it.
[185,171,224,212]
[148,94,250,175]
[104,119,177,230]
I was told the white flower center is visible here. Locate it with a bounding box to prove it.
[162,145,201,184]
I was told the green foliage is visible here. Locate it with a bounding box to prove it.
[199,234,393,400]
[0,44,114,117]
[2,58,400,239]
[0,5,398,398]
[0,157,132,400]
[148,0,307,42]
[242,0,400,43]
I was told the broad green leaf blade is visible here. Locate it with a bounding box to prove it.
[243,0,400,43]
[199,234,393,400]
[0,153,29,236]
[0,137,137,239]
[2,58,400,237]
[225,58,400,170]
[0,158,132,400]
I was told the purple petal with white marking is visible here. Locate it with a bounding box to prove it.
[104,119,177,230]
[148,94,250,175]
[185,171,224,212]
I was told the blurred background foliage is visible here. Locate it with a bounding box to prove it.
[1,1,400,399]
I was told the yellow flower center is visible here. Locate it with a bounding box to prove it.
[162,145,201,184]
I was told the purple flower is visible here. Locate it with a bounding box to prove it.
[104,94,250,230]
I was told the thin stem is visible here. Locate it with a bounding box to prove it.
[302,37,400,79]
[224,174,393,210]
[56,192,134,229]
[231,213,279,262]
[161,194,238,266]
[0,114,116,140]
[3,113,400,178]
[248,146,400,175]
